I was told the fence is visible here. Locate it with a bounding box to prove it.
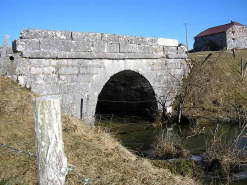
[1,97,90,185]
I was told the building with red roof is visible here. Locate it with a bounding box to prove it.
[193,21,247,51]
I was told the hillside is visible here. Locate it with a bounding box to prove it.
[0,76,195,184]
[180,49,247,124]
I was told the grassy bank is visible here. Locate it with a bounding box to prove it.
[0,76,195,184]
[177,49,247,124]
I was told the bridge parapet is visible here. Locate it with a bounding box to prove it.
[1,29,189,124]
[13,29,187,59]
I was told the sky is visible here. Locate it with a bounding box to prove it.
[1,0,247,49]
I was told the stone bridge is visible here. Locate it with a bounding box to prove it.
[0,29,189,124]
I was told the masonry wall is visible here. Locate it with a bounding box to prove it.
[1,29,189,124]
[226,25,247,50]
[193,32,227,52]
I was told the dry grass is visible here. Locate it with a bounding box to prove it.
[178,50,247,123]
[0,76,196,185]
[205,124,247,177]
[153,132,186,159]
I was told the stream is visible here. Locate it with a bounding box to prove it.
[95,114,247,185]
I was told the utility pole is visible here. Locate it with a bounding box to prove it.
[184,23,189,54]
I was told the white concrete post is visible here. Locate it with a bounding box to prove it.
[33,97,67,185]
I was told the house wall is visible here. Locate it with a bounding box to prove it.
[226,25,247,50]
[193,32,227,52]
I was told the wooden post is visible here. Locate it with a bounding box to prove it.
[33,97,67,185]
[241,57,243,75]
[243,66,247,82]
[232,48,236,58]
[201,53,212,65]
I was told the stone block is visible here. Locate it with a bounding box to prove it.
[21,50,58,59]
[20,29,71,40]
[29,59,51,67]
[57,51,164,59]
[40,39,92,52]
[7,47,14,54]
[61,104,73,114]
[120,44,161,53]
[43,67,57,74]
[73,74,92,82]
[93,42,119,53]
[31,84,46,95]
[163,46,178,54]
[33,75,58,84]
[145,37,158,45]
[120,43,142,53]
[30,67,43,75]
[167,53,187,59]
[118,35,130,44]
[157,38,178,46]
[58,75,73,84]
[72,32,101,42]
[59,67,78,74]
[45,84,60,95]
[178,46,186,54]
[63,94,75,105]
[13,39,40,52]
[52,60,68,66]
[129,37,146,45]
[102,33,119,43]
[17,76,28,87]
[151,46,163,54]
[120,43,132,53]
[67,60,78,66]
[75,41,92,52]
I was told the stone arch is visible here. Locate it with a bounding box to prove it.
[82,59,159,123]
[95,70,158,121]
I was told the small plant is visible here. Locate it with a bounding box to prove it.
[153,129,186,159]
[205,124,247,179]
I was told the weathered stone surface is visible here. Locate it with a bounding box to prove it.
[93,42,119,53]
[120,43,143,53]
[33,97,67,185]
[22,50,58,58]
[151,46,163,54]
[7,47,14,54]
[157,38,178,46]
[40,39,92,52]
[0,46,13,55]
[145,37,158,45]
[59,67,78,74]
[167,53,187,59]
[13,39,40,52]
[72,32,101,41]
[178,46,186,54]
[30,67,56,75]
[163,46,178,54]
[20,29,71,40]
[2,29,189,125]
[57,51,165,59]
[102,33,119,43]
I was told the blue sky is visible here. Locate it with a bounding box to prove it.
[1,0,246,49]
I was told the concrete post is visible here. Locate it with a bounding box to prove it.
[33,97,67,185]
[0,35,9,74]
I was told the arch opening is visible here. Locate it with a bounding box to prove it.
[95,70,158,122]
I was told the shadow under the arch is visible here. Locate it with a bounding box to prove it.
[95,70,158,123]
